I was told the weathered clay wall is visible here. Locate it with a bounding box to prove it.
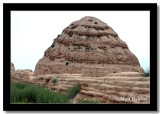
[34,59,143,76]
[34,16,143,76]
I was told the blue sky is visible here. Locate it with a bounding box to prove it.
[11,11,150,71]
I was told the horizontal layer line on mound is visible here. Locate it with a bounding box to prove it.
[48,56,139,65]
[55,38,128,49]
[63,29,118,37]
[57,79,150,88]
[69,24,110,30]
[81,86,149,99]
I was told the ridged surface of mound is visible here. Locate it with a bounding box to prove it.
[34,16,143,76]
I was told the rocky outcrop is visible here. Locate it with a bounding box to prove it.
[34,16,143,76]
[11,62,15,73]
[11,62,35,82]
[11,69,35,82]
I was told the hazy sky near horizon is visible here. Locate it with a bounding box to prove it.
[11,11,150,71]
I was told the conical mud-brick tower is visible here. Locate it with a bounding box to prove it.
[35,16,143,76]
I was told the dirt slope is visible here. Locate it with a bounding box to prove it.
[11,71,150,104]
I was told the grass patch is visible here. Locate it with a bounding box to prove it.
[11,82,69,103]
[67,84,81,99]
[11,82,82,104]
[77,99,100,104]
[12,82,28,89]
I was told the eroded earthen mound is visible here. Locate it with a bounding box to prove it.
[11,69,35,82]
[11,62,15,76]
[34,16,143,76]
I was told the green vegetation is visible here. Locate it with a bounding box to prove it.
[11,82,69,103]
[77,99,100,104]
[51,43,55,48]
[143,68,150,77]
[52,77,57,84]
[11,82,84,104]
[67,84,81,99]
[12,82,28,89]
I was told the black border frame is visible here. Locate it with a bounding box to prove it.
[3,3,157,111]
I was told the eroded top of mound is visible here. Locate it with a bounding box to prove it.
[44,16,139,65]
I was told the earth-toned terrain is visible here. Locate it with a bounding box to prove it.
[11,68,150,104]
[10,16,150,104]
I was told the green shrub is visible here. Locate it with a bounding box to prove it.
[67,84,81,99]
[10,82,69,103]
[52,78,57,84]
[35,86,68,103]
[11,82,28,89]
[143,68,150,77]
[51,44,55,48]
[10,82,38,103]
[77,99,100,104]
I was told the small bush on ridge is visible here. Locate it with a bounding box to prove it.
[52,78,57,84]
[67,84,81,99]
